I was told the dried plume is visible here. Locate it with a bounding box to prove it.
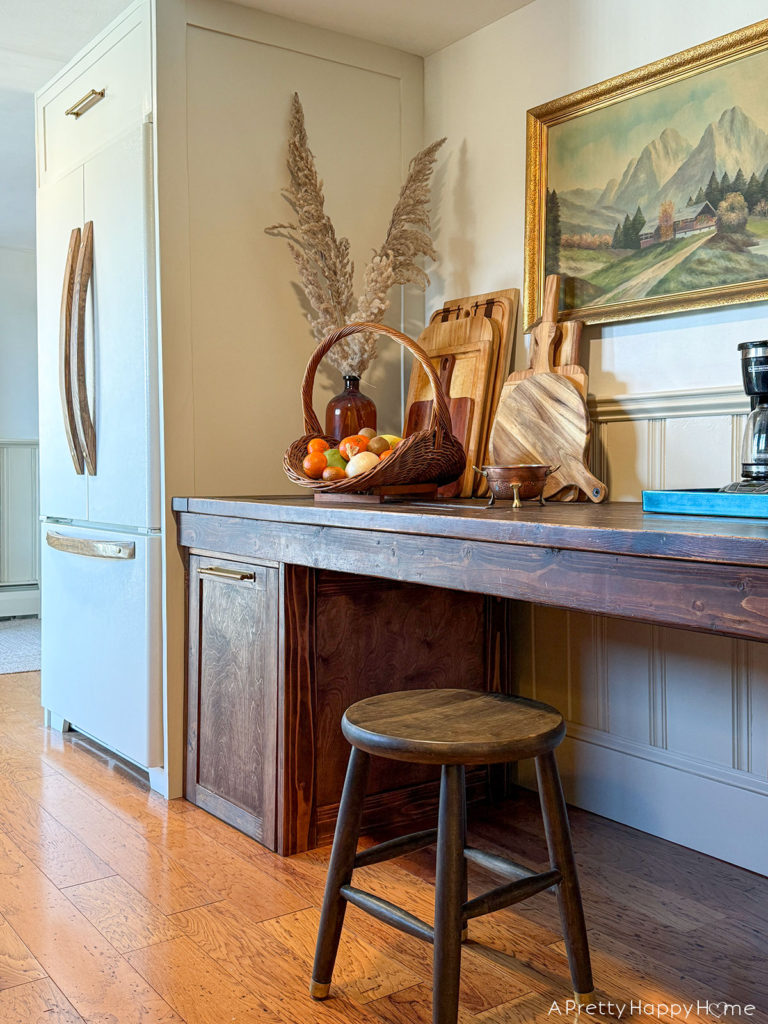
[266,93,445,376]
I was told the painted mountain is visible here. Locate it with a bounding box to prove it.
[656,107,768,208]
[551,106,768,310]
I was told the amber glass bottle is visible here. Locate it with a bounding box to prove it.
[325,376,377,440]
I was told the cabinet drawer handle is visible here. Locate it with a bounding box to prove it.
[199,566,255,582]
[46,532,134,560]
[65,89,106,119]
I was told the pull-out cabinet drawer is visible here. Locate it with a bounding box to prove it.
[186,555,279,849]
[37,4,151,186]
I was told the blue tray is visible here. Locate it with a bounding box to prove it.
[642,488,768,519]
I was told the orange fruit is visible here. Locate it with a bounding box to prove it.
[302,452,327,478]
[339,434,369,460]
[379,448,394,460]
[321,466,346,482]
[307,438,330,454]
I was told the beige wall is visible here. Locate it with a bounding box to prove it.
[424,0,768,873]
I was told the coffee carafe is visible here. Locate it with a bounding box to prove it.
[722,341,768,492]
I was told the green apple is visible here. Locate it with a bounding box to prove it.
[324,448,347,470]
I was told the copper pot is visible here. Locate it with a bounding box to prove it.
[473,465,558,508]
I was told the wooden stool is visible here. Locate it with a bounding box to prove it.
[310,689,594,1023]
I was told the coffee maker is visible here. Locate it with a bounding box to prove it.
[722,340,768,493]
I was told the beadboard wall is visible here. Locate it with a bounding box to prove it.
[512,386,768,874]
[0,440,40,616]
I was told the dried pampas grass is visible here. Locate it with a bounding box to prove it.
[266,93,445,376]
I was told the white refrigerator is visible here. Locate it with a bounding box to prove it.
[37,121,164,772]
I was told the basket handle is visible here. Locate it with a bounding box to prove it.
[301,322,454,440]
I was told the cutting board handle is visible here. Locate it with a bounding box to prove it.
[542,274,561,323]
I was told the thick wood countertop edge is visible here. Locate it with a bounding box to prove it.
[172,496,768,568]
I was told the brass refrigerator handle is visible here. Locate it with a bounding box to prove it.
[64,88,105,119]
[199,566,256,582]
[59,227,85,475]
[71,220,97,475]
[46,531,135,560]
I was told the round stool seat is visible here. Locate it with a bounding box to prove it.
[342,689,565,765]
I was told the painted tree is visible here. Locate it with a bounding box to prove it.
[705,171,722,209]
[611,223,622,248]
[658,201,675,242]
[619,213,632,248]
[746,173,762,212]
[694,186,706,204]
[720,171,732,196]
[761,167,768,202]
[631,205,646,246]
[716,192,749,234]
[732,168,748,197]
[545,189,561,275]
[686,195,694,207]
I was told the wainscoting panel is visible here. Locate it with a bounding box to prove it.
[0,441,40,616]
[523,387,768,873]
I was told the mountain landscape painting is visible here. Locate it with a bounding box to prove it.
[544,41,768,315]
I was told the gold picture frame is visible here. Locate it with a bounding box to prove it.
[524,19,768,330]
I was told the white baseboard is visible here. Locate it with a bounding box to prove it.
[520,731,768,876]
[0,586,40,618]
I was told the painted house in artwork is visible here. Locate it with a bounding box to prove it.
[639,201,717,248]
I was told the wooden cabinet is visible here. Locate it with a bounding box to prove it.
[186,555,279,848]
[184,539,511,855]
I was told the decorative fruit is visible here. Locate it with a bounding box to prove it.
[324,448,347,470]
[345,451,380,477]
[358,427,377,439]
[380,434,402,447]
[322,466,346,482]
[367,436,391,456]
[339,434,369,460]
[379,448,395,460]
[302,452,327,478]
[307,438,330,453]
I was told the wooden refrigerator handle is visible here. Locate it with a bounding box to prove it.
[59,227,84,474]
[71,220,97,475]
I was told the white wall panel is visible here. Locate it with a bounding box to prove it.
[663,416,733,491]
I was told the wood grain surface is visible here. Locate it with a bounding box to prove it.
[0,671,765,1022]
[187,556,278,847]
[58,226,84,474]
[428,287,520,496]
[342,690,565,765]
[173,496,768,567]
[404,316,497,497]
[175,502,768,641]
[489,373,607,502]
[70,219,97,475]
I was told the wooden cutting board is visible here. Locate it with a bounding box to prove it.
[489,372,606,502]
[506,275,587,398]
[429,288,519,496]
[404,316,496,498]
[404,355,473,499]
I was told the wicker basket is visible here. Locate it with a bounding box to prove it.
[284,322,466,494]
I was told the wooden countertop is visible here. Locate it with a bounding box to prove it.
[172,496,768,568]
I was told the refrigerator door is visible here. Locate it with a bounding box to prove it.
[83,125,160,530]
[40,523,163,768]
[37,165,87,521]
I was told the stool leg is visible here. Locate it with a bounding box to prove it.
[433,764,465,1024]
[311,746,370,1000]
[535,751,593,1003]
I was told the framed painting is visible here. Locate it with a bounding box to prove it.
[524,19,768,329]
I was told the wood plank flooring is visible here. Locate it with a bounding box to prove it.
[0,670,766,1023]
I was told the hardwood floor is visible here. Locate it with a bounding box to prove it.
[0,670,766,1023]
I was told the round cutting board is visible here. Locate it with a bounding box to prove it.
[489,372,606,502]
